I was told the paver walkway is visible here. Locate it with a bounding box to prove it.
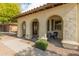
[0,42,15,56]
[19,38,79,56]
[0,35,32,56]
[0,34,79,56]
[47,42,79,56]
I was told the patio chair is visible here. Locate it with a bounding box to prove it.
[47,31,58,40]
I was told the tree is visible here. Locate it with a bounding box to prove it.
[0,3,20,24]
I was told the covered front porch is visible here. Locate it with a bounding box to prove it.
[19,15,63,47]
[17,4,78,49]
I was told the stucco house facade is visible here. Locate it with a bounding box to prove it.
[16,3,79,49]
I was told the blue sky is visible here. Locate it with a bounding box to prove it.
[15,0,77,12]
[20,3,31,11]
[20,0,57,12]
[20,3,46,12]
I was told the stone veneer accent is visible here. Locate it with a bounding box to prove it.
[62,6,79,49]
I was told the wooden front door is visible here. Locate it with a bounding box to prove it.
[32,21,39,38]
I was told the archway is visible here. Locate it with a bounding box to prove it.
[32,19,39,40]
[22,21,26,38]
[47,15,63,47]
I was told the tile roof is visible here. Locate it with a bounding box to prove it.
[15,3,65,18]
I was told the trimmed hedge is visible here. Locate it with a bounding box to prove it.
[35,39,48,50]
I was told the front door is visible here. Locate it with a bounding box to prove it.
[32,21,39,39]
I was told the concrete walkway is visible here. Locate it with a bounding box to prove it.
[0,35,32,56]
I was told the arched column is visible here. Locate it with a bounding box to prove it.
[38,17,47,40]
[25,20,31,39]
[17,21,22,37]
[17,20,26,38]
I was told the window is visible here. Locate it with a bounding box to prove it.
[51,19,54,31]
[32,19,39,35]
[55,20,62,30]
[47,20,49,31]
[22,21,26,31]
[47,15,62,31]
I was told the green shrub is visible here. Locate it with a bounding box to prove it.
[35,39,48,50]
